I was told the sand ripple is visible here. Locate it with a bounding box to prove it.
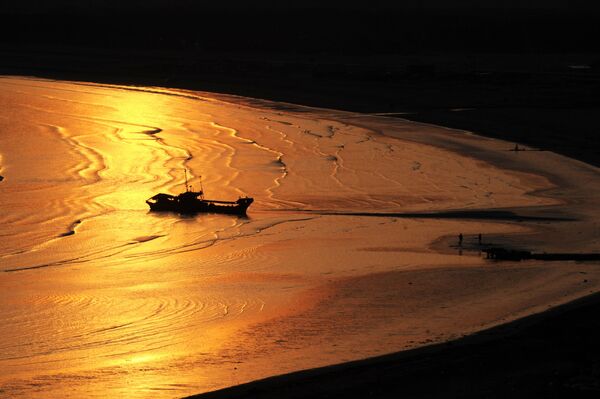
[1,76,589,399]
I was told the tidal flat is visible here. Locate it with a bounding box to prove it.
[0,77,598,398]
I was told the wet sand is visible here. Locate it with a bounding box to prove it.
[186,290,600,399]
[181,93,600,398]
[0,76,598,398]
[182,95,600,399]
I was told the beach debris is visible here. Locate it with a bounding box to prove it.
[484,247,531,260]
[484,247,600,261]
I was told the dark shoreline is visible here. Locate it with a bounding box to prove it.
[186,291,600,399]
[1,50,599,398]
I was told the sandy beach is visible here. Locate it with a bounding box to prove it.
[183,92,600,398]
[187,290,600,399]
[0,76,598,398]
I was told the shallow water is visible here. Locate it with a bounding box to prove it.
[0,77,597,398]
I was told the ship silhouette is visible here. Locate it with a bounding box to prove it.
[146,171,253,215]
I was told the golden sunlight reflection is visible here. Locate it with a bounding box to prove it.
[119,353,162,366]
[1,77,599,399]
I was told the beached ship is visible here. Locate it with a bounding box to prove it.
[146,173,253,215]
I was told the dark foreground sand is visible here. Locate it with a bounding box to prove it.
[187,292,600,399]
[1,49,599,398]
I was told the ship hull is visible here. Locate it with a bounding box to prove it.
[146,193,253,216]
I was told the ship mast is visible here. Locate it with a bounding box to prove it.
[199,175,204,199]
[183,168,204,199]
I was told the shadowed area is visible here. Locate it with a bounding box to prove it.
[308,208,576,222]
